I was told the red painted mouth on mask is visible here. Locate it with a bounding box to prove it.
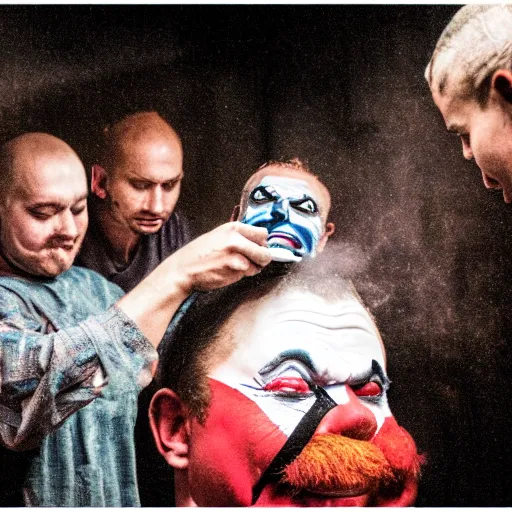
[268,233,301,249]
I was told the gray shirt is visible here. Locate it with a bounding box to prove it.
[77,205,192,292]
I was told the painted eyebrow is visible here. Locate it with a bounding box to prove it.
[349,359,390,390]
[254,186,317,204]
[259,349,317,377]
[290,195,317,205]
[251,185,278,199]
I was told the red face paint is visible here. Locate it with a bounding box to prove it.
[184,379,422,507]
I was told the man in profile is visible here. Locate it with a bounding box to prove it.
[150,257,423,507]
[425,5,512,204]
[77,111,190,291]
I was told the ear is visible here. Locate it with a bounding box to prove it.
[231,204,241,221]
[91,164,108,199]
[317,221,335,253]
[492,69,512,104]
[149,388,191,469]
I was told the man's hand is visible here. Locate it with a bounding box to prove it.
[169,221,272,294]
[117,222,272,348]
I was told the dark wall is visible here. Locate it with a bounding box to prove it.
[0,5,511,507]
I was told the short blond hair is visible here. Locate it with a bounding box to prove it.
[426,4,512,105]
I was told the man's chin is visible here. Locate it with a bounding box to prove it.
[252,483,370,507]
[34,250,78,277]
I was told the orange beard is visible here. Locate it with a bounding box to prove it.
[282,433,394,496]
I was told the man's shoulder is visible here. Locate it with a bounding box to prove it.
[0,266,123,299]
[68,265,125,298]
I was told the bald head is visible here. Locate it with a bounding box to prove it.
[0,132,88,277]
[0,133,85,201]
[91,111,184,238]
[99,111,182,174]
[426,4,512,105]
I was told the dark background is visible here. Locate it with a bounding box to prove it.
[1,4,511,507]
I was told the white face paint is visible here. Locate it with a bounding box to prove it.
[210,289,392,439]
[241,176,324,262]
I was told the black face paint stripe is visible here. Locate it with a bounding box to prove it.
[251,384,337,504]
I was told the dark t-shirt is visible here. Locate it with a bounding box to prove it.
[76,205,192,292]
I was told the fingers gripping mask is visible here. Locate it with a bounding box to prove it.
[241,176,324,263]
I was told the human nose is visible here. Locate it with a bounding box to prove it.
[270,199,290,223]
[314,386,378,441]
[481,170,502,190]
[461,136,473,160]
[146,186,165,214]
[55,210,78,238]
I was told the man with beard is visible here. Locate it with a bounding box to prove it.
[0,132,271,506]
[77,111,191,292]
[150,258,423,506]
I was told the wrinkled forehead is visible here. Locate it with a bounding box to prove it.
[212,288,385,383]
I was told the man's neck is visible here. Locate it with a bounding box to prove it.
[174,472,198,507]
[94,203,141,267]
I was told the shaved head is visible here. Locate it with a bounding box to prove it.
[91,111,184,240]
[99,111,182,173]
[0,132,84,201]
[0,132,88,277]
[426,4,512,105]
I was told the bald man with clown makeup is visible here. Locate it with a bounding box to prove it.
[150,259,423,507]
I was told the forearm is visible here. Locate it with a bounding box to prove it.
[116,262,190,349]
[0,307,156,450]
[116,222,272,350]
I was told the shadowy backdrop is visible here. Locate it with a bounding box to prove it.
[0,5,510,507]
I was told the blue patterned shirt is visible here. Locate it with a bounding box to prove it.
[0,266,157,506]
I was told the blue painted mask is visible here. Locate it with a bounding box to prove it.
[241,176,324,262]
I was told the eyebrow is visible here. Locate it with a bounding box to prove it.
[344,359,390,390]
[29,194,88,209]
[370,360,390,388]
[129,172,184,183]
[258,349,317,377]
[259,185,316,203]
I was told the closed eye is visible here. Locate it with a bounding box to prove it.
[264,376,311,396]
[352,381,383,398]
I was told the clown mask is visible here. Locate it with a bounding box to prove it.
[240,176,326,262]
